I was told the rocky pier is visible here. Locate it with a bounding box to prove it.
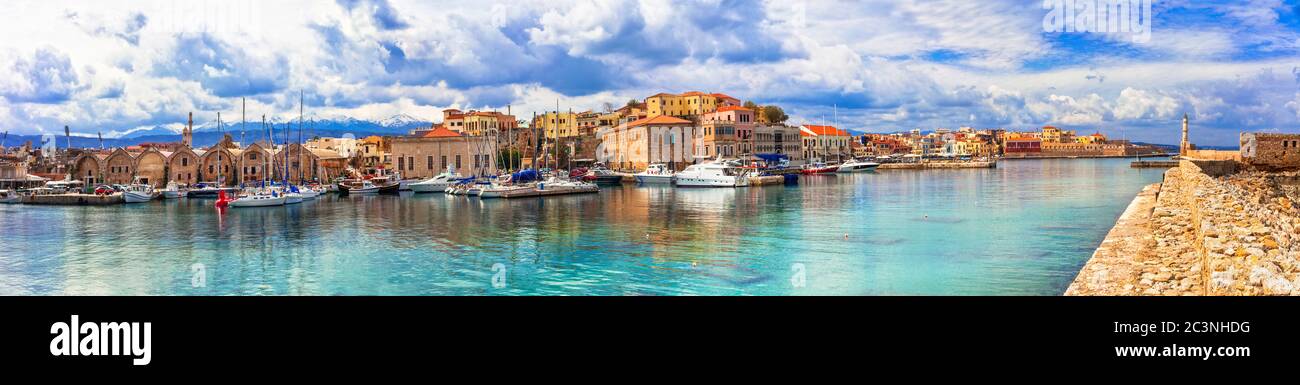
[1067,160,1300,295]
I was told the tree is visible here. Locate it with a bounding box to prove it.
[762,105,789,123]
[743,101,759,110]
[626,98,639,108]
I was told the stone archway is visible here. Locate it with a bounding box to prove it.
[74,155,103,186]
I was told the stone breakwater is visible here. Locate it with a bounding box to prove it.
[1067,162,1300,295]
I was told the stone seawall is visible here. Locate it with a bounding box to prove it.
[1067,164,1300,295]
[877,161,996,170]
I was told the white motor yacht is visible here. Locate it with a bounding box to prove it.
[836,158,881,173]
[410,169,463,193]
[634,163,676,184]
[674,161,749,187]
[228,192,288,207]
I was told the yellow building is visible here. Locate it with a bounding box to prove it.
[645,91,731,118]
[532,111,580,139]
[1040,126,1076,143]
[1075,132,1108,144]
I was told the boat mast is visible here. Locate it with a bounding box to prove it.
[241,97,246,186]
[217,112,223,186]
[299,90,304,183]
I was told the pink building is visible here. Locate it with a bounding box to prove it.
[701,106,757,155]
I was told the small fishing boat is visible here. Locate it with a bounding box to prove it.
[377,181,401,195]
[836,158,880,173]
[800,162,837,175]
[161,181,185,199]
[341,180,380,195]
[634,163,675,184]
[0,189,20,204]
[122,183,159,203]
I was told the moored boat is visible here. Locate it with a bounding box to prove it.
[675,160,749,187]
[0,189,20,204]
[122,184,159,203]
[161,181,185,199]
[800,162,837,175]
[634,163,675,184]
[836,158,880,173]
[410,169,464,193]
[227,191,287,207]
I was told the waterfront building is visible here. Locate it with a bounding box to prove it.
[701,106,756,156]
[461,110,518,137]
[305,137,359,158]
[239,143,272,184]
[596,115,700,171]
[310,148,349,180]
[1040,125,1075,143]
[1003,137,1042,157]
[70,151,107,186]
[166,147,201,186]
[645,91,733,118]
[391,126,499,178]
[752,124,804,165]
[800,124,852,163]
[271,143,323,184]
[533,111,580,139]
[103,148,135,185]
[359,135,391,172]
[200,145,239,185]
[1075,132,1108,144]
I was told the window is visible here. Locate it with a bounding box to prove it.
[441,156,447,170]
[250,153,257,160]
[407,157,414,171]
[398,157,404,170]
[427,156,433,170]
[455,155,461,169]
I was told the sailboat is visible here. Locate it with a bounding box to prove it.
[228,111,287,208]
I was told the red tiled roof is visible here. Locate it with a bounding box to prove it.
[711,93,738,100]
[625,115,692,128]
[716,105,751,112]
[422,127,463,138]
[800,124,850,137]
[680,91,707,96]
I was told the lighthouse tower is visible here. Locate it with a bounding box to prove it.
[183,112,194,148]
[1179,113,1189,156]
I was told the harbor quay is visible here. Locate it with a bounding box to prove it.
[1067,129,1300,296]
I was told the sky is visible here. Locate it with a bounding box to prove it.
[0,0,1298,146]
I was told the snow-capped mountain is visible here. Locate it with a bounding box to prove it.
[103,114,433,147]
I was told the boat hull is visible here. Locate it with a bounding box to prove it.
[837,164,879,173]
[228,196,287,207]
[674,177,746,187]
[409,182,451,193]
[634,174,674,184]
[123,191,156,203]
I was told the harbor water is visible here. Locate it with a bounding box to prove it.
[0,158,1168,295]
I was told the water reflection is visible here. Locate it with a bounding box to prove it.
[0,157,1169,295]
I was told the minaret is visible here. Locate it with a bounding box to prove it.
[1179,113,1189,156]
[183,112,194,148]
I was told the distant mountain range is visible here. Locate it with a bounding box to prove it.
[1,114,433,150]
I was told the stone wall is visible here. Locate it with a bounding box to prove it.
[1241,133,1300,170]
[1068,165,1300,295]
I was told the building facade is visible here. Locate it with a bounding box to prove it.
[800,124,852,163]
[390,127,499,178]
[597,115,700,171]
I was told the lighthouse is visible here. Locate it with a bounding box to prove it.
[1179,113,1189,156]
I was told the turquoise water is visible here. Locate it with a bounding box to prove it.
[0,158,1167,295]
